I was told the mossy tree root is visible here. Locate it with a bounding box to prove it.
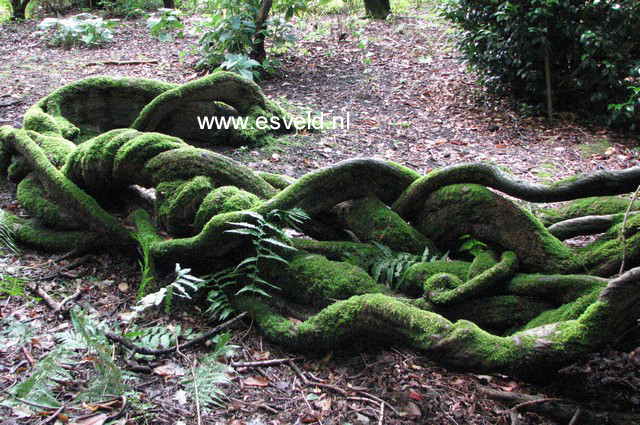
[234,265,640,377]
[393,163,640,220]
[4,79,640,377]
[1,126,134,248]
[427,251,518,304]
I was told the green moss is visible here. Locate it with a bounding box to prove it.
[506,273,607,303]
[541,196,639,224]
[23,107,78,139]
[523,290,600,330]
[429,251,518,304]
[132,72,291,146]
[467,250,498,280]
[291,239,381,261]
[415,184,578,273]
[260,158,419,217]
[25,131,75,168]
[3,127,134,248]
[329,196,438,255]
[424,273,463,293]
[437,295,553,332]
[24,76,175,142]
[268,252,387,306]
[399,260,471,297]
[144,147,276,199]
[4,209,101,252]
[193,186,261,233]
[577,213,640,275]
[17,176,78,229]
[257,171,296,190]
[155,176,214,236]
[7,157,30,183]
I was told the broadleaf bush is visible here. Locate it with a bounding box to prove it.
[36,13,118,47]
[443,0,640,128]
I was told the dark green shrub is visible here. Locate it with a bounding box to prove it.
[443,0,640,127]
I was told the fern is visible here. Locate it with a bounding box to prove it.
[201,269,237,321]
[124,323,200,354]
[133,263,203,315]
[458,234,488,257]
[67,309,128,400]
[180,332,235,411]
[0,318,38,349]
[135,232,154,301]
[0,209,18,254]
[223,208,309,298]
[7,347,74,409]
[344,243,447,290]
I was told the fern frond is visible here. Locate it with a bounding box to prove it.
[181,333,234,412]
[0,209,18,254]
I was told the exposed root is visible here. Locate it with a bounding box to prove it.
[2,76,640,377]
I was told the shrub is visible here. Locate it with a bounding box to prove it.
[36,13,118,46]
[194,0,305,79]
[443,0,640,126]
[147,8,184,41]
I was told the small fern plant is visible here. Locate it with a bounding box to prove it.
[201,208,309,320]
[134,263,203,315]
[0,209,18,254]
[134,232,154,301]
[344,243,447,290]
[181,331,236,411]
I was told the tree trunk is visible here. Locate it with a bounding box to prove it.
[250,0,273,65]
[10,0,30,20]
[363,0,390,19]
[162,0,175,8]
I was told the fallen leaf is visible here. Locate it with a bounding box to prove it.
[153,363,185,378]
[404,401,421,417]
[70,413,108,425]
[253,350,270,360]
[243,376,269,387]
[174,389,188,405]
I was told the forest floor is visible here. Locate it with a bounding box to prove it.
[1,4,640,425]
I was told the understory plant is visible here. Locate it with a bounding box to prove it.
[147,8,184,42]
[344,243,447,290]
[443,0,640,126]
[36,13,118,46]
[0,209,18,254]
[202,208,309,320]
[194,0,305,79]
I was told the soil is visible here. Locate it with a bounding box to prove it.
[1,5,639,425]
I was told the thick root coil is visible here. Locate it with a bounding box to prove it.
[2,76,640,376]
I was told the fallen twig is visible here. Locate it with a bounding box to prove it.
[41,404,66,425]
[105,312,247,355]
[480,386,640,425]
[85,59,159,66]
[169,327,201,425]
[231,357,297,368]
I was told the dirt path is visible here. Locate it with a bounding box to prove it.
[1,6,639,425]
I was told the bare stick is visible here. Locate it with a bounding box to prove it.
[85,60,159,66]
[231,357,297,368]
[378,401,385,425]
[41,404,66,425]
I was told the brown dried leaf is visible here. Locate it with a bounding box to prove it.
[243,376,269,387]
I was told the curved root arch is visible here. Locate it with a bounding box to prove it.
[2,76,640,377]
